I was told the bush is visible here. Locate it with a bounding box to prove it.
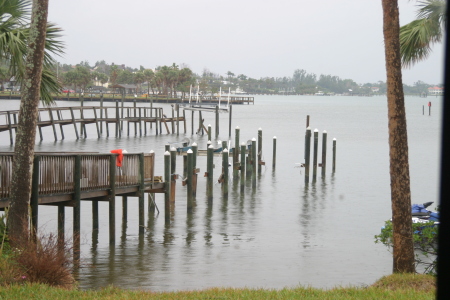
[375,220,438,275]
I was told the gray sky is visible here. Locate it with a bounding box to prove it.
[48,0,445,85]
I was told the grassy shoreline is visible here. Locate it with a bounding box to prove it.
[0,274,436,300]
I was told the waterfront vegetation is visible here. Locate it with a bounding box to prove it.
[0,274,436,300]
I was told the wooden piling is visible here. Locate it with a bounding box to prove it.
[187,149,194,212]
[215,105,219,137]
[313,129,319,182]
[73,155,81,258]
[58,204,65,248]
[192,143,198,197]
[138,153,145,234]
[272,136,277,169]
[207,143,214,198]
[170,147,177,203]
[257,128,262,174]
[222,148,229,195]
[306,115,310,128]
[109,154,116,244]
[92,201,99,231]
[321,130,327,177]
[304,127,311,183]
[251,138,256,181]
[208,124,212,141]
[240,142,246,187]
[122,196,128,223]
[332,138,336,173]
[234,126,240,178]
[228,104,232,137]
[164,151,171,223]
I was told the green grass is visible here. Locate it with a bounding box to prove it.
[0,274,435,300]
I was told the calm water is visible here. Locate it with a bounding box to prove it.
[0,95,442,291]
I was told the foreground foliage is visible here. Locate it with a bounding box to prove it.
[375,220,438,274]
[0,274,435,300]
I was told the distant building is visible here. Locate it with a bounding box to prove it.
[428,86,444,96]
[371,87,380,93]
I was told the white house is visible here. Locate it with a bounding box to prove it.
[428,86,444,96]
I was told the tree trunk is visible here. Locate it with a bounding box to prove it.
[381,0,415,273]
[8,0,49,240]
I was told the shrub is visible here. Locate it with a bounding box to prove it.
[375,220,438,275]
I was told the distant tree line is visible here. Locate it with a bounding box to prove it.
[50,60,441,97]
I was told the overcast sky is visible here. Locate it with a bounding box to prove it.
[48,0,445,85]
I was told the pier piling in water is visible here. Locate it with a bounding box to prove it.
[313,129,319,182]
[187,149,194,212]
[258,128,262,174]
[222,149,229,195]
[273,136,277,169]
[304,127,311,183]
[332,138,337,173]
[321,130,327,177]
[206,142,214,199]
[164,151,171,223]
[170,147,177,203]
[234,126,240,178]
[240,142,246,188]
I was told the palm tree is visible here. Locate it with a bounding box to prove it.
[382,0,415,273]
[400,0,446,67]
[0,0,64,104]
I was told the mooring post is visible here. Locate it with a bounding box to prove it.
[109,154,116,244]
[134,100,138,135]
[121,94,124,131]
[222,140,227,152]
[251,138,257,182]
[215,105,219,137]
[273,136,277,169]
[208,124,212,141]
[306,115,310,128]
[165,144,170,152]
[148,150,156,213]
[304,127,311,183]
[240,142,246,187]
[332,138,337,173]
[258,128,262,174]
[92,201,99,232]
[176,104,180,136]
[164,151,171,224]
[100,97,104,134]
[187,149,194,212]
[228,104,232,137]
[73,155,81,259]
[138,153,145,234]
[58,204,65,249]
[192,142,198,197]
[198,111,203,135]
[313,129,319,182]
[207,142,214,199]
[171,104,175,134]
[115,100,121,138]
[222,148,229,195]
[122,196,128,223]
[170,147,177,203]
[233,126,240,178]
[321,130,327,177]
[191,110,194,135]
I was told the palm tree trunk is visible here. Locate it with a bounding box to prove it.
[381,0,415,273]
[8,0,49,241]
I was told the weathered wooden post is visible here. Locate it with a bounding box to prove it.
[165,144,170,152]
[206,142,214,198]
[215,105,219,137]
[122,196,128,224]
[187,149,194,212]
[321,130,327,177]
[139,153,145,234]
[198,111,203,135]
[222,148,229,195]
[30,156,40,239]
[251,138,257,180]
[304,127,311,183]
[222,140,227,152]
[192,142,198,197]
[332,138,337,173]
[234,126,240,178]
[115,100,120,137]
[273,136,277,169]
[313,128,319,182]
[306,115,310,128]
[228,104,232,137]
[164,151,171,224]
[121,93,125,131]
[240,142,246,187]
[170,147,177,203]
[176,104,180,136]
[207,124,212,141]
[109,154,116,244]
[258,128,262,174]
[73,155,81,259]
[191,110,195,135]
[148,150,156,213]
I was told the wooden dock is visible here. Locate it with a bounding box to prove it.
[0,104,187,144]
[0,151,164,256]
